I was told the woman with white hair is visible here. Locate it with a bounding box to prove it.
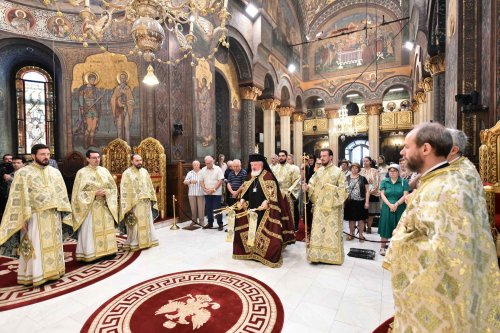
[378,163,409,255]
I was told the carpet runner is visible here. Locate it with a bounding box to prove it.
[81,269,284,333]
[0,235,140,311]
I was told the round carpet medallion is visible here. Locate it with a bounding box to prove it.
[0,235,140,311]
[81,270,284,333]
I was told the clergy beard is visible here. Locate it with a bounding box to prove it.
[134,164,142,169]
[35,157,49,166]
[251,170,262,177]
[279,159,286,164]
[405,155,423,173]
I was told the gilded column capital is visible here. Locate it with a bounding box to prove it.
[292,112,305,122]
[424,54,445,76]
[365,103,383,115]
[417,77,433,93]
[414,91,427,104]
[411,99,419,111]
[239,86,262,101]
[260,98,281,111]
[325,108,339,119]
[277,106,295,117]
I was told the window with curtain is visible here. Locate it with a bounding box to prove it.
[15,66,54,154]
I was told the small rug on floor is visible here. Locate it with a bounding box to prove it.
[81,269,285,333]
[0,235,140,311]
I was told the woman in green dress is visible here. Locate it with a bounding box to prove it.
[379,163,409,256]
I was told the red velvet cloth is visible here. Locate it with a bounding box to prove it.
[372,316,394,333]
[233,171,295,266]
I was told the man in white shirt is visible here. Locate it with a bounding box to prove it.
[200,156,224,230]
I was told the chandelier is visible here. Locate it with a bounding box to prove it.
[332,106,357,141]
[46,0,230,83]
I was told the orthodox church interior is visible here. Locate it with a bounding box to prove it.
[0,0,499,332]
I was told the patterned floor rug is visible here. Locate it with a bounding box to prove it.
[81,269,285,333]
[0,235,140,311]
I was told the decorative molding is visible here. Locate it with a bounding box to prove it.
[325,108,339,119]
[239,86,262,101]
[424,54,445,76]
[415,91,427,104]
[303,118,328,134]
[292,112,305,122]
[379,111,414,131]
[277,106,294,117]
[418,77,433,93]
[260,98,281,110]
[365,103,383,115]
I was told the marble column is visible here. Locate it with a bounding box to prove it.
[424,54,446,125]
[414,91,427,124]
[292,112,305,165]
[239,86,262,165]
[277,106,294,153]
[261,98,280,160]
[366,104,382,159]
[326,108,339,163]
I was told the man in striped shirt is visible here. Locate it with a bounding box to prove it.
[226,159,247,206]
[183,160,205,226]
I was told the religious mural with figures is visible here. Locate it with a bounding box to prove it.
[71,53,141,152]
[265,0,301,66]
[313,12,399,76]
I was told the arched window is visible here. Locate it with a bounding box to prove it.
[15,66,55,154]
[345,139,369,164]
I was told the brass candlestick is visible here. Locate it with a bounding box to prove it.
[170,195,180,230]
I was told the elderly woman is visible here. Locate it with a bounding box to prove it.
[344,163,370,241]
[183,160,205,226]
[360,156,380,234]
[379,163,409,255]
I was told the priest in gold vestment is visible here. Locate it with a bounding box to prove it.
[271,150,301,228]
[384,123,500,332]
[70,150,118,261]
[0,144,71,286]
[303,148,348,264]
[119,154,159,251]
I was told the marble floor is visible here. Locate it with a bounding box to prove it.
[0,219,394,333]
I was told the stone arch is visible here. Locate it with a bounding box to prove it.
[261,73,276,99]
[375,76,413,100]
[227,26,253,83]
[332,82,374,104]
[280,86,291,107]
[0,38,64,156]
[277,74,294,105]
[303,88,331,105]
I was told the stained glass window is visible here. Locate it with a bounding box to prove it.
[16,66,55,154]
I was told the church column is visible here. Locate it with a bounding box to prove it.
[326,108,339,164]
[261,98,280,160]
[424,54,445,124]
[417,77,434,123]
[239,86,262,165]
[292,111,305,164]
[366,103,382,159]
[277,106,294,153]
[414,91,427,124]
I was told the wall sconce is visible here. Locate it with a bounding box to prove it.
[312,125,318,132]
[173,123,183,135]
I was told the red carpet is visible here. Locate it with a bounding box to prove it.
[81,269,285,333]
[0,235,140,311]
[373,316,394,333]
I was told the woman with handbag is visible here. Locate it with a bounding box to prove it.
[344,163,370,241]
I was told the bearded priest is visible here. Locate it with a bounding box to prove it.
[0,144,72,286]
[70,150,119,261]
[232,154,295,268]
[302,148,348,265]
[119,154,159,251]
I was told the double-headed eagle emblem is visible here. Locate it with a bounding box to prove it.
[155,294,220,330]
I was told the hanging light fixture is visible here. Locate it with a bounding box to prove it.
[332,106,357,140]
[143,65,159,86]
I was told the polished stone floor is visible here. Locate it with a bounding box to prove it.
[0,219,394,333]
